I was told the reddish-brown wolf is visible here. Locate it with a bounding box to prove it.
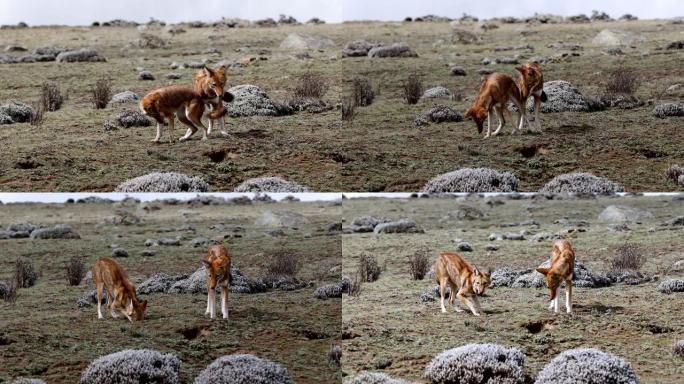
[434,252,491,316]
[139,85,206,143]
[202,243,232,319]
[464,72,527,138]
[536,239,575,314]
[515,62,547,132]
[92,257,147,321]
[186,66,234,138]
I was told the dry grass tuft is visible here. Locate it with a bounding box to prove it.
[91,78,112,109]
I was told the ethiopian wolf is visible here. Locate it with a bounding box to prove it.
[92,257,147,321]
[202,243,231,319]
[434,251,491,316]
[536,240,575,314]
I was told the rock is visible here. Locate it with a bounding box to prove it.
[662,216,684,226]
[223,84,292,117]
[7,222,36,233]
[341,40,381,57]
[422,168,518,193]
[374,219,424,234]
[165,72,182,79]
[111,247,129,257]
[137,273,183,294]
[664,40,684,50]
[56,48,106,62]
[526,80,589,112]
[137,70,155,80]
[110,91,139,104]
[414,115,429,127]
[368,42,418,58]
[158,238,181,246]
[189,237,218,248]
[652,103,684,118]
[115,172,209,192]
[30,224,80,239]
[280,33,335,50]
[540,173,624,195]
[255,210,308,227]
[169,266,267,294]
[0,101,34,123]
[449,26,481,44]
[142,250,156,257]
[456,242,472,252]
[234,176,308,192]
[265,229,286,237]
[5,44,27,52]
[422,86,452,98]
[485,244,499,251]
[592,29,645,46]
[607,223,630,232]
[478,68,494,75]
[598,205,653,223]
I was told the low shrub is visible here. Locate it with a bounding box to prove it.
[403,74,423,104]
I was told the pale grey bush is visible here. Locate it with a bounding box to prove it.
[137,273,184,295]
[424,343,526,384]
[80,349,181,384]
[110,91,139,104]
[314,283,342,299]
[345,372,413,384]
[422,168,518,193]
[490,267,528,287]
[103,109,153,130]
[540,173,624,195]
[368,42,418,58]
[168,266,267,294]
[224,85,293,117]
[374,219,424,234]
[115,172,209,192]
[30,224,80,239]
[0,101,34,123]
[657,278,684,294]
[194,354,293,384]
[234,177,308,192]
[420,104,463,123]
[673,340,684,357]
[12,379,46,384]
[525,80,589,112]
[652,102,683,118]
[423,86,452,98]
[56,48,106,62]
[535,348,638,384]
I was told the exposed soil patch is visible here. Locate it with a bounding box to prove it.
[176,324,212,340]
[204,148,227,163]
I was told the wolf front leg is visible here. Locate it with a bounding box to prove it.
[220,285,229,319]
[96,283,104,319]
[458,290,481,316]
[153,122,163,143]
[439,279,448,313]
[565,280,572,314]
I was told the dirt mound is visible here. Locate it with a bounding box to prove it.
[422,168,518,193]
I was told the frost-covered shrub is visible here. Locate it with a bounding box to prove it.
[359,254,382,282]
[0,101,34,123]
[56,48,106,63]
[652,102,684,118]
[103,109,153,130]
[314,283,343,299]
[345,372,413,384]
[534,348,638,384]
[30,224,81,239]
[12,379,47,384]
[234,177,308,192]
[80,349,181,384]
[422,168,518,193]
[657,278,684,294]
[374,219,424,234]
[673,340,684,357]
[540,172,624,195]
[526,80,589,112]
[368,42,418,58]
[420,104,463,123]
[224,85,293,117]
[424,343,526,384]
[115,172,209,192]
[194,354,293,384]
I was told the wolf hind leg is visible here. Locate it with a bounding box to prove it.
[448,281,463,312]
[439,278,448,313]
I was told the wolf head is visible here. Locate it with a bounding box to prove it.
[516,63,545,100]
[126,298,148,321]
[464,106,487,134]
[197,66,227,98]
[471,268,491,295]
[536,267,562,299]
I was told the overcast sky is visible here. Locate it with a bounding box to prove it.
[0,0,681,25]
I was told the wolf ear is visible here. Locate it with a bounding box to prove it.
[536,267,550,275]
[474,267,480,276]
[203,66,213,77]
[126,299,134,312]
[515,66,525,74]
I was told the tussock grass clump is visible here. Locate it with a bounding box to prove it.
[80,349,181,384]
[652,102,684,118]
[91,78,112,109]
[359,254,381,282]
[425,343,526,384]
[665,164,683,183]
[328,345,342,367]
[409,249,430,280]
[266,251,301,277]
[535,348,638,384]
[40,82,65,111]
[341,97,357,122]
[314,283,343,299]
[28,100,45,126]
[293,73,328,99]
[194,354,294,384]
[66,256,87,286]
[347,271,363,297]
[15,259,37,288]
[611,243,647,272]
[351,77,374,107]
[604,68,640,96]
[657,278,684,294]
[422,168,519,193]
[403,74,423,104]
[2,280,18,303]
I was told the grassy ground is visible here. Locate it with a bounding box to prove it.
[1,20,682,191]
[0,199,341,383]
[342,195,684,383]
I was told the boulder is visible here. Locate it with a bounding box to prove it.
[368,42,418,58]
[374,219,424,234]
[223,84,293,117]
[110,91,140,104]
[30,224,80,239]
[194,354,293,384]
[56,48,106,62]
[342,40,382,57]
[0,101,34,123]
[526,80,589,112]
[652,103,684,118]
